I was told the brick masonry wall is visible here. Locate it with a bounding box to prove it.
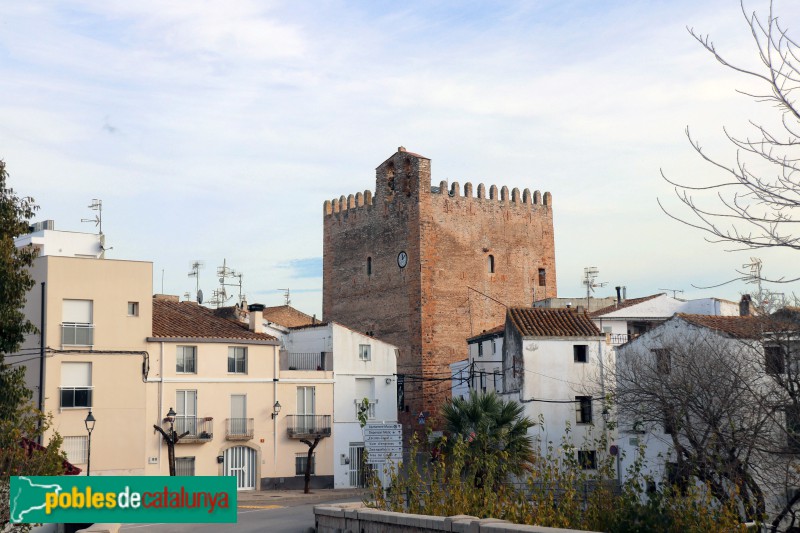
[323,148,556,431]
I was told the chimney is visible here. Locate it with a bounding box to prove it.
[576,305,585,313]
[248,304,265,333]
[622,286,627,301]
[615,286,622,304]
[739,295,752,317]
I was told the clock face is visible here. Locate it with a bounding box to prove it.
[397,251,408,268]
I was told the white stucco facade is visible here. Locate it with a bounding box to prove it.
[280,322,398,488]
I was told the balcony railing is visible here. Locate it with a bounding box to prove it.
[226,418,254,440]
[173,416,213,444]
[286,415,331,439]
[354,399,376,419]
[606,333,636,345]
[61,323,94,346]
[280,351,332,371]
[60,387,93,409]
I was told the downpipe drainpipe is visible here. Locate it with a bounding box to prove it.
[38,281,46,444]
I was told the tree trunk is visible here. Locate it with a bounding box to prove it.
[301,437,322,494]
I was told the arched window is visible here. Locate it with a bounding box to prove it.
[367,257,372,276]
[488,255,495,274]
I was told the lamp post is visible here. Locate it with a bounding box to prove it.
[153,407,187,476]
[84,411,96,476]
[271,401,282,419]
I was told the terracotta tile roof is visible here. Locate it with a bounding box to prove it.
[508,307,601,337]
[676,314,766,339]
[262,305,316,328]
[467,325,505,343]
[152,298,276,341]
[590,294,664,318]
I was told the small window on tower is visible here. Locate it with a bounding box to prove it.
[488,255,495,274]
[538,268,546,287]
[367,257,372,276]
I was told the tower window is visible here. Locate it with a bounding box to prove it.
[488,255,495,274]
[538,268,546,287]
[367,257,372,276]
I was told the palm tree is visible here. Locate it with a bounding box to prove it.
[441,391,535,485]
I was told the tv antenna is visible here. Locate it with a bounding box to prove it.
[215,259,245,307]
[188,260,205,303]
[81,199,103,234]
[658,288,684,299]
[277,288,291,306]
[582,267,607,310]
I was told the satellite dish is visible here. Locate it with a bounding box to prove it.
[197,289,204,304]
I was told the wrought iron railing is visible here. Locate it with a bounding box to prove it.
[226,418,254,440]
[286,415,331,438]
[61,323,94,346]
[174,416,213,443]
[607,333,635,345]
[284,352,331,371]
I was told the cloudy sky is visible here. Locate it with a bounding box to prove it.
[3,0,799,316]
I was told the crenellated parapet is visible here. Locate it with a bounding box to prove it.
[432,180,552,207]
[323,190,374,216]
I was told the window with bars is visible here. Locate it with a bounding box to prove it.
[63,436,88,464]
[177,346,197,374]
[295,453,315,475]
[175,457,196,476]
[576,396,593,424]
[228,347,247,374]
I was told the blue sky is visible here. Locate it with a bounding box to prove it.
[3,0,799,316]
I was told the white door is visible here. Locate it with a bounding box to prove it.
[224,446,256,490]
[230,395,246,435]
[297,386,315,432]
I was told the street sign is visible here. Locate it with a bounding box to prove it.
[364,423,403,464]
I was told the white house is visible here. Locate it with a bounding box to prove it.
[591,293,739,342]
[615,311,800,526]
[465,325,505,395]
[277,322,399,489]
[501,307,611,470]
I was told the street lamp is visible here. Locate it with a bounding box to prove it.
[84,411,96,476]
[271,401,282,419]
[602,408,610,424]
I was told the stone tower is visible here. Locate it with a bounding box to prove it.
[323,147,556,430]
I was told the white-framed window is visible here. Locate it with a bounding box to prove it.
[176,346,197,374]
[228,347,247,373]
[176,390,198,436]
[63,436,88,464]
[62,299,94,346]
[359,344,371,361]
[175,457,196,476]
[127,302,139,317]
[60,362,92,408]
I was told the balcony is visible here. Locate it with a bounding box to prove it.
[173,416,213,444]
[354,399,376,420]
[606,333,636,346]
[280,351,333,371]
[61,323,94,346]
[226,418,254,441]
[286,415,331,439]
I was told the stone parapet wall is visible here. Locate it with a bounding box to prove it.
[314,503,600,533]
